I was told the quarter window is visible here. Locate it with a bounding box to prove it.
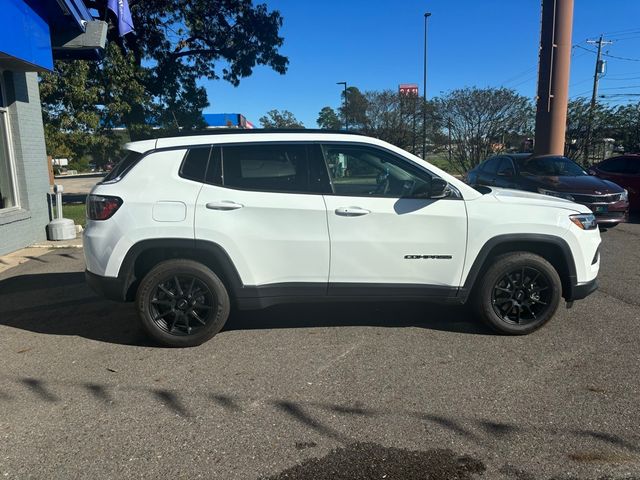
[180,146,211,182]
[321,144,432,198]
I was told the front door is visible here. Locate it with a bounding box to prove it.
[319,143,468,296]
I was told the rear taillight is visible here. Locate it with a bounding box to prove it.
[87,195,123,220]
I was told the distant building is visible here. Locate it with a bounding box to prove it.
[0,0,107,255]
[203,113,254,129]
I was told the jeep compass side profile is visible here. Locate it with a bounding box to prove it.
[84,131,600,347]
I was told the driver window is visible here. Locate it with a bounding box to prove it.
[321,144,431,198]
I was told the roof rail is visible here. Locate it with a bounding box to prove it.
[146,128,368,139]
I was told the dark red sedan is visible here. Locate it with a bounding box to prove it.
[589,155,640,212]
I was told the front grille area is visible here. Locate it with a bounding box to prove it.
[572,193,622,204]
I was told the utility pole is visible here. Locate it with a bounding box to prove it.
[533,0,574,157]
[584,35,613,163]
[336,81,348,130]
[422,12,431,159]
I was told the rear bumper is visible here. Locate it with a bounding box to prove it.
[85,269,129,302]
[566,278,598,301]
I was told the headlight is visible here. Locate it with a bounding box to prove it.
[538,188,575,202]
[570,213,598,230]
[621,189,629,202]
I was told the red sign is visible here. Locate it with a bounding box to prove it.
[399,84,419,96]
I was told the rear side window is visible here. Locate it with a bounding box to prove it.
[180,146,211,182]
[599,157,629,174]
[102,151,144,182]
[222,144,310,193]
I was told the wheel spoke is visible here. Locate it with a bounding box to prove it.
[193,302,212,310]
[495,286,512,294]
[190,310,207,325]
[168,313,180,332]
[494,297,512,305]
[151,299,172,306]
[174,276,183,296]
[159,285,175,298]
[155,309,174,321]
[187,278,196,297]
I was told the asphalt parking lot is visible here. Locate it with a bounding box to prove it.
[1,221,639,479]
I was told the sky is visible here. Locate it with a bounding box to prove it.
[200,0,640,128]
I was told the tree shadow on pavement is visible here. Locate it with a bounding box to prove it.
[0,272,150,347]
[0,272,489,346]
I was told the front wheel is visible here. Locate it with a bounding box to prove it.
[136,259,230,347]
[473,252,562,335]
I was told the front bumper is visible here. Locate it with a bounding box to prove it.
[583,200,629,225]
[566,278,598,301]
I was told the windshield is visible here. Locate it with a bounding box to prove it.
[516,156,587,177]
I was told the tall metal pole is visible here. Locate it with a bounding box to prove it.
[336,81,348,130]
[584,35,612,163]
[533,0,574,157]
[422,12,431,159]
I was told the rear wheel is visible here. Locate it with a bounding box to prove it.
[473,252,561,335]
[136,259,230,347]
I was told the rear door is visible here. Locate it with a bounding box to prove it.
[319,143,467,295]
[194,143,331,290]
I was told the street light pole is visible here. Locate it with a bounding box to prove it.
[336,81,348,131]
[422,12,431,159]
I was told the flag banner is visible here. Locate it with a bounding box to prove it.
[107,0,134,37]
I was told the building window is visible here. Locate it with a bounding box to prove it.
[0,73,18,210]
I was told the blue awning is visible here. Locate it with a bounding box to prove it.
[0,0,97,71]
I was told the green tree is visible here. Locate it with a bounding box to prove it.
[259,110,304,129]
[41,0,290,161]
[565,98,616,163]
[339,86,368,130]
[316,106,342,130]
[434,87,534,172]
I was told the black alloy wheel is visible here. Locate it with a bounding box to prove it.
[473,252,562,335]
[491,266,551,325]
[136,259,230,347]
[149,275,215,336]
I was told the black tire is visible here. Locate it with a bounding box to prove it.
[136,259,230,347]
[472,252,561,335]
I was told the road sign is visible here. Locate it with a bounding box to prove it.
[399,84,419,96]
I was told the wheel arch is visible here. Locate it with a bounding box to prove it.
[460,234,577,302]
[117,239,244,301]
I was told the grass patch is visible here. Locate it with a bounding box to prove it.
[62,203,86,227]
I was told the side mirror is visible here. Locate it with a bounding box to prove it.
[430,177,449,199]
[497,168,513,177]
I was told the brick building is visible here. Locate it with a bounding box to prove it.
[0,0,106,255]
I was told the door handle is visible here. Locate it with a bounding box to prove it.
[335,206,370,217]
[206,201,244,211]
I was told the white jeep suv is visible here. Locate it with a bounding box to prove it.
[84,131,600,347]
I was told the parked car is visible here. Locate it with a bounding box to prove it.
[84,131,600,347]
[466,153,629,226]
[588,155,640,212]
